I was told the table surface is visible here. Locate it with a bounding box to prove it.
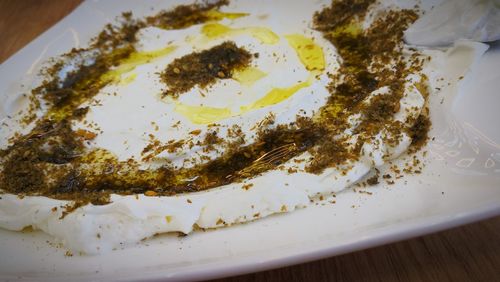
[0,1,499,281]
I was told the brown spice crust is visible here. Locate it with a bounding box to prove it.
[305,136,356,174]
[408,112,431,153]
[146,0,229,30]
[308,0,423,173]
[366,174,379,186]
[313,0,375,32]
[160,41,252,98]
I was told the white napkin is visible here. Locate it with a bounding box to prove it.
[404,0,500,46]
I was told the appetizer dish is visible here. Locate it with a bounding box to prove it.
[0,0,491,254]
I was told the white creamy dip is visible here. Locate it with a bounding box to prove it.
[0,0,491,254]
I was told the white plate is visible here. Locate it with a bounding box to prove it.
[0,0,499,281]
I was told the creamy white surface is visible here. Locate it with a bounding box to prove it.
[76,24,335,166]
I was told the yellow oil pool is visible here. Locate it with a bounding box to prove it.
[101,45,177,84]
[201,23,279,44]
[285,34,325,71]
